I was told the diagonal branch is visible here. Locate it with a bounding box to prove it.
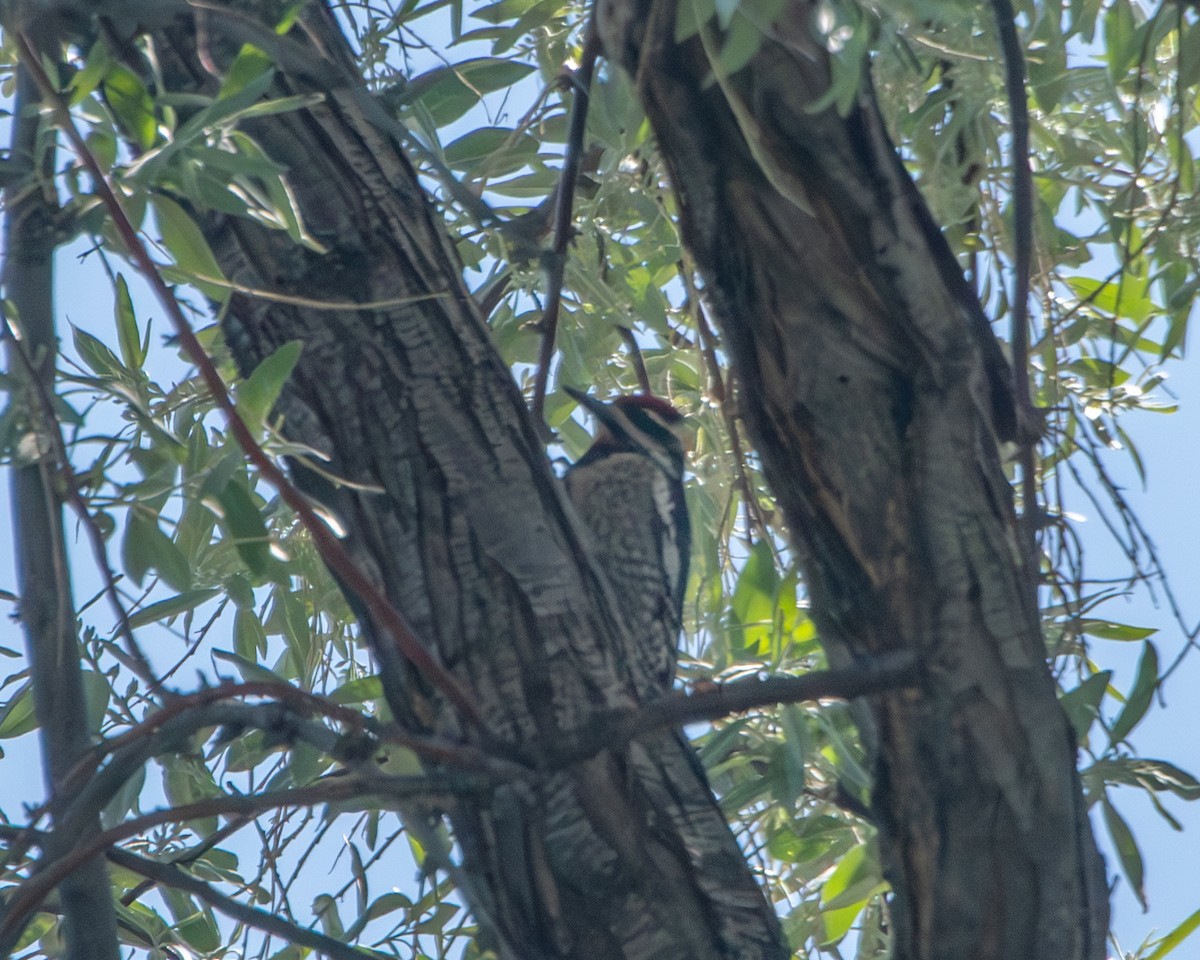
[16,34,486,732]
[105,847,384,960]
[531,19,601,429]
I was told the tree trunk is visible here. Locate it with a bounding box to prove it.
[89,3,789,958]
[3,63,122,960]
[594,2,1109,958]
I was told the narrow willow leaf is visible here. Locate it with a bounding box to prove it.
[1102,796,1146,908]
[1058,670,1111,740]
[127,589,220,628]
[149,194,230,301]
[236,340,303,434]
[1147,907,1200,960]
[1110,641,1159,744]
[113,275,145,370]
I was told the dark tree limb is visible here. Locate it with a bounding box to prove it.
[538,652,921,769]
[594,1,1109,958]
[532,20,601,429]
[990,0,1043,603]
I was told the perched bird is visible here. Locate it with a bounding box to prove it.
[564,388,690,701]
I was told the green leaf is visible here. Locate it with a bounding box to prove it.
[731,540,777,654]
[149,194,230,302]
[69,38,115,105]
[1102,796,1145,909]
[404,58,536,126]
[1110,641,1158,744]
[81,671,111,735]
[213,649,286,684]
[676,0,717,42]
[104,66,157,150]
[1147,907,1200,960]
[1058,670,1111,740]
[113,275,146,370]
[0,683,37,739]
[102,763,145,828]
[237,340,303,434]
[72,324,126,379]
[773,704,808,808]
[442,127,536,170]
[1027,19,1068,113]
[219,45,275,101]
[1180,22,1200,91]
[127,590,220,628]
[819,898,866,946]
[1066,275,1156,322]
[820,842,883,910]
[214,479,272,575]
[1078,619,1156,641]
[713,11,767,79]
[176,908,221,953]
[330,676,384,704]
[141,517,193,591]
[234,607,269,661]
[1103,0,1138,83]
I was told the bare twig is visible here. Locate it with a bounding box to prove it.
[616,325,652,392]
[16,34,485,731]
[531,21,601,430]
[681,260,770,543]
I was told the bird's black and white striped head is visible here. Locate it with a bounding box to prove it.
[566,388,687,479]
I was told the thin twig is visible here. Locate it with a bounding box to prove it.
[16,34,485,731]
[616,325,652,392]
[681,259,770,543]
[531,21,601,430]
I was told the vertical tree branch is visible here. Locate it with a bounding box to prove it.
[531,20,600,428]
[991,0,1041,599]
[2,59,122,960]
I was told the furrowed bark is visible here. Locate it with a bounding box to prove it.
[594,2,1108,959]
[51,3,789,958]
[2,63,122,960]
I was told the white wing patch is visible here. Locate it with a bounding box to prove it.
[652,470,681,600]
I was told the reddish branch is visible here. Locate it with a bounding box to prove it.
[16,34,484,730]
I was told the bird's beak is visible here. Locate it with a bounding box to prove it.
[565,386,610,421]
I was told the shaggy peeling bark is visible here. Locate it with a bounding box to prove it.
[49,3,789,958]
[595,2,1108,959]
